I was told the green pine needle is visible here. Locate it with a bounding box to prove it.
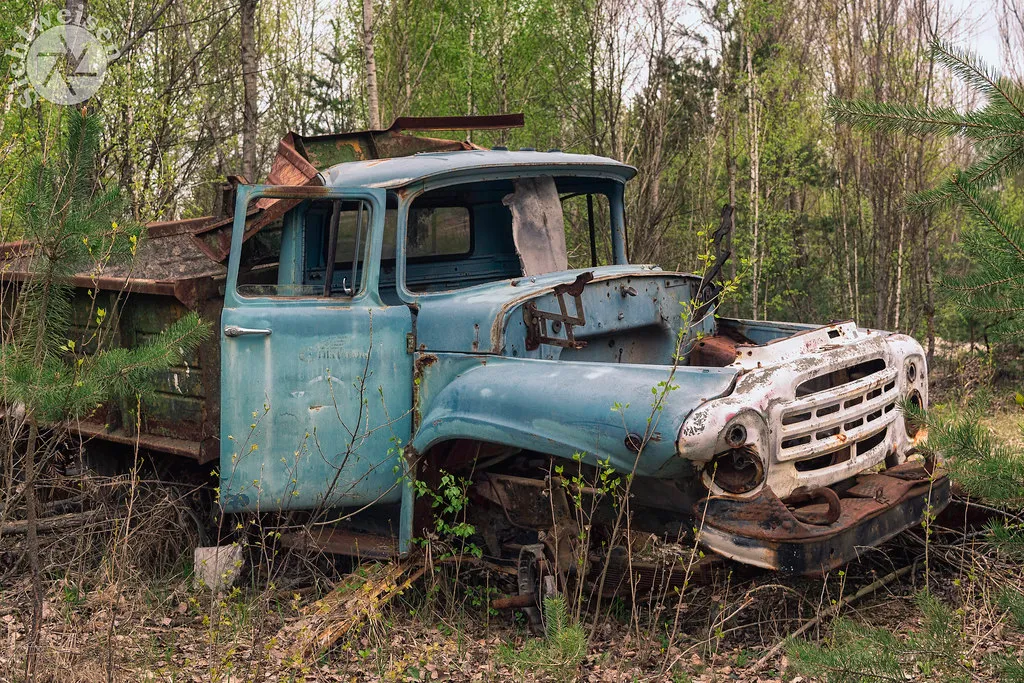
[1,109,209,424]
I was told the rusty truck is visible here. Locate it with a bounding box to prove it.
[2,115,949,595]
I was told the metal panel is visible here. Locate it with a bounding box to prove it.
[219,186,413,513]
[411,352,737,478]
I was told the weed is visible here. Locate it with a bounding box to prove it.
[999,588,1024,630]
[787,591,971,683]
[498,595,587,681]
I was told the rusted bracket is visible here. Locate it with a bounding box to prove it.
[523,272,593,351]
[785,486,842,526]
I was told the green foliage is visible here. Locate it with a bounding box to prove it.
[998,588,1024,630]
[902,397,1024,558]
[0,109,209,423]
[787,592,970,683]
[498,595,587,682]
[995,656,1024,683]
[412,469,481,558]
[986,519,1024,560]
[831,41,1024,332]
[905,400,1024,508]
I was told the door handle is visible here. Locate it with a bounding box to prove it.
[224,325,272,338]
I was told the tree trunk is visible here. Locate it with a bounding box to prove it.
[838,167,855,318]
[363,0,381,129]
[923,214,936,365]
[23,270,54,682]
[66,0,86,22]
[745,39,761,320]
[468,0,477,142]
[401,0,411,115]
[893,152,909,330]
[727,114,737,291]
[239,0,259,182]
[65,0,88,97]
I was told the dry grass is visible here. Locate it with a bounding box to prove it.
[983,410,1024,448]
[1,522,1022,682]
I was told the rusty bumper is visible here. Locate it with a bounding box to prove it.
[697,461,949,575]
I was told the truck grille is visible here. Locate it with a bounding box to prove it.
[777,360,898,465]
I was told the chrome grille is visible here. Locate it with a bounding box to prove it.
[777,364,899,463]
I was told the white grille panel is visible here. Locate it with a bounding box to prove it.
[777,366,899,462]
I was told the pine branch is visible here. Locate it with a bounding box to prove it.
[949,176,1024,263]
[827,96,1002,137]
[931,41,1024,121]
[960,142,1024,188]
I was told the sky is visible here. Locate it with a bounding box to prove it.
[954,0,1003,67]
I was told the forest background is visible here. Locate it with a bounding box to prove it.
[1,0,1019,353]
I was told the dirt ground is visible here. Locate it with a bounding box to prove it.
[1,520,1022,682]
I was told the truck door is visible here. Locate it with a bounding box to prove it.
[219,186,413,514]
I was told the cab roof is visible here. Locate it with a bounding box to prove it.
[319,149,637,190]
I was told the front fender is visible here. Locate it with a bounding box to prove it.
[412,354,737,477]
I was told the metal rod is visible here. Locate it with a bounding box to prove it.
[587,194,597,267]
[351,202,365,295]
[323,200,341,297]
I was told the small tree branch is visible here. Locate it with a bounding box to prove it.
[755,562,917,670]
[108,0,177,65]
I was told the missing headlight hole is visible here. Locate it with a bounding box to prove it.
[707,446,764,494]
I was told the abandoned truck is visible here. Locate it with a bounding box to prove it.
[3,115,948,582]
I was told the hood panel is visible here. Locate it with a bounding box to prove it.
[413,266,707,358]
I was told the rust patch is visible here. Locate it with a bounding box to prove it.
[522,271,592,351]
[698,461,950,574]
[690,335,740,367]
[784,486,841,525]
[415,353,438,372]
[279,527,397,559]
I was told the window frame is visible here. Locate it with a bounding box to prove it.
[393,171,629,303]
[226,186,386,306]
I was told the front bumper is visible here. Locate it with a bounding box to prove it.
[696,461,949,575]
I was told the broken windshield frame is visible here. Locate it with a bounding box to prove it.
[391,171,628,302]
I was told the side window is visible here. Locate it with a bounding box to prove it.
[325,200,372,296]
[236,219,289,296]
[236,198,373,298]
